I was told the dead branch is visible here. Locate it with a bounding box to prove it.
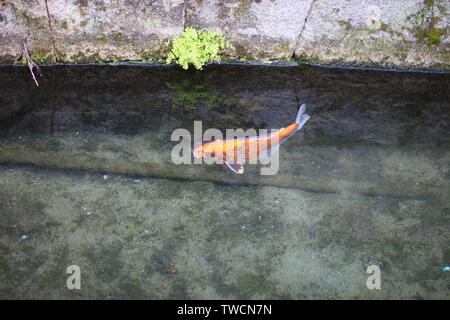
[23,42,42,87]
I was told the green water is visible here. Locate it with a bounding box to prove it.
[0,64,448,299]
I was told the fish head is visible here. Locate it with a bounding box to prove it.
[193,141,220,159]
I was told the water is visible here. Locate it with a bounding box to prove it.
[0,64,448,299]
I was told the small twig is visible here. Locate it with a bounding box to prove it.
[23,42,42,87]
[2,0,43,86]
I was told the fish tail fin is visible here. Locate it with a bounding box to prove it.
[295,104,310,130]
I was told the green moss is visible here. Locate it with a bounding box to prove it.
[77,0,88,7]
[424,0,434,8]
[70,52,102,64]
[139,50,162,63]
[61,21,68,30]
[423,27,444,45]
[165,27,234,70]
[338,20,352,31]
[411,2,446,47]
[295,54,314,65]
[415,21,445,46]
[99,36,107,42]
[113,34,120,42]
[14,48,54,65]
[32,55,46,64]
[380,23,389,31]
[278,56,292,62]
[5,2,42,26]
[436,4,446,14]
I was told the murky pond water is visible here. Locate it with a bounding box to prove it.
[0,64,448,299]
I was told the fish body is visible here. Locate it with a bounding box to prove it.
[193,104,310,174]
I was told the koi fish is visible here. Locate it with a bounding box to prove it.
[193,104,310,174]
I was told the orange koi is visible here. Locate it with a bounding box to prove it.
[193,104,310,174]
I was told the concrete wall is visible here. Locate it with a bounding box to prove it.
[0,0,449,69]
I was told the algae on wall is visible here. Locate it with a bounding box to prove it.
[294,0,449,70]
[0,0,449,70]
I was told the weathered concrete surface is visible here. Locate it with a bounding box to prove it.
[0,0,185,62]
[49,0,185,62]
[0,0,449,69]
[296,0,450,69]
[0,0,54,61]
[185,0,313,60]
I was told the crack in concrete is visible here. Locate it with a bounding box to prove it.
[182,0,187,31]
[293,0,316,58]
[43,0,58,62]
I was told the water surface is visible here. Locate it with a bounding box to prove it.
[0,64,448,299]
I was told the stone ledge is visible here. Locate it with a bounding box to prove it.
[1,0,449,70]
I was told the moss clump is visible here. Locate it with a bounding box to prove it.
[165,27,234,70]
[337,20,352,31]
[423,27,444,46]
[411,2,446,47]
[424,0,434,8]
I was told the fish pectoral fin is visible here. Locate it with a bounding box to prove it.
[225,162,244,174]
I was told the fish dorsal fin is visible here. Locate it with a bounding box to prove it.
[226,162,244,174]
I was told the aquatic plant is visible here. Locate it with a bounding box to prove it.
[165,27,234,70]
[165,76,224,111]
